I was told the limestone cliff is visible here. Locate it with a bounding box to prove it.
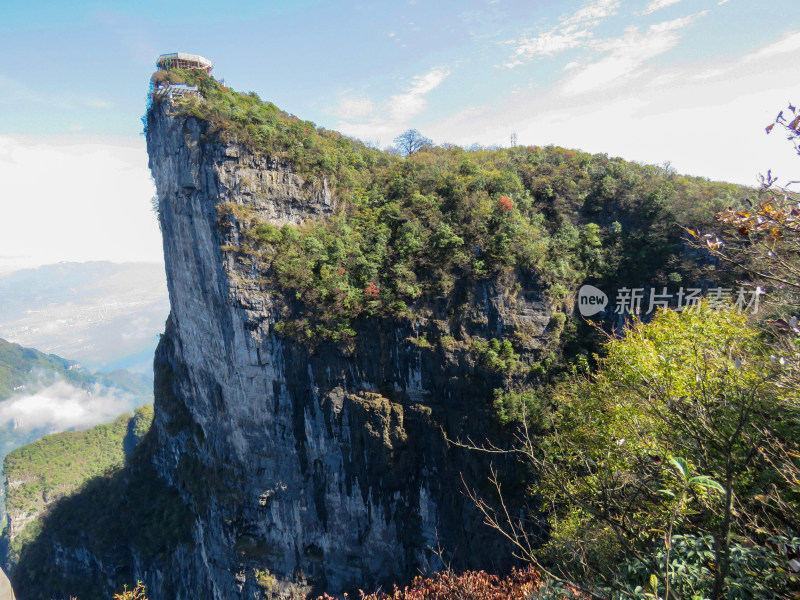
[144,97,556,595]
[8,97,558,600]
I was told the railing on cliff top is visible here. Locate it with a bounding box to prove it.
[150,83,201,100]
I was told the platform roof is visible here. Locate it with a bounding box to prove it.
[157,52,213,70]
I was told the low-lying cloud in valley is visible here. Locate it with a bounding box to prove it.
[0,380,136,434]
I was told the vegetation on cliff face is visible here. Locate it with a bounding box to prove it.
[157,69,746,369]
[152,68,384,191]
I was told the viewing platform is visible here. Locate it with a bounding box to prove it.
[156,52,213,73]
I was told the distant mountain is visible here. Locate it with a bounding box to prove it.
[0,337,83,401]
[0,262,169,374]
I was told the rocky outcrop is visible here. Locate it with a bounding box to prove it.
[9,99,558,600]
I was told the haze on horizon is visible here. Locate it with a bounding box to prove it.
[1,0,799,272]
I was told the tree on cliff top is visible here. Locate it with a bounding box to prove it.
[394,129,433,155]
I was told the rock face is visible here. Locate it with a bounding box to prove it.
[10,100,558,600]
[145,99,560,597]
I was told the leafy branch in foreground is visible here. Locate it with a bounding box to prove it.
[466,307,800,599]
[113,582,147,600]
[765,101,800,159]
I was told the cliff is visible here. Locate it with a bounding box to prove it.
[140,98,553,595]
[7,92,557,599]
[7,67,749,598]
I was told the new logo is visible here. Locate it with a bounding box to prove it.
[578,285,608,316]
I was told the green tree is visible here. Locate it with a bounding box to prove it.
[469,307,800,599]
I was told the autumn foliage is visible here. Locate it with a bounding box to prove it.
[113,582,147,600]
[497,196,514,211]
[363,282,380,298]
[313,567,585,600]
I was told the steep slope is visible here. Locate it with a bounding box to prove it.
[6,71,747,600]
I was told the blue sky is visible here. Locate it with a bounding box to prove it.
[1,0,799,270]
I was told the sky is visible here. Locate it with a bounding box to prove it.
[1,0,799,272]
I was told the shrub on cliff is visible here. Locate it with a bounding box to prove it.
[154,68,385,192]
[113,581,147,600]
[213,142,743,346]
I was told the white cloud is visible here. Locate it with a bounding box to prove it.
[0,137,161,272]
[505,30,593,66]
[505,0,620,67]
[563,0,621,26]
[334,67,451,144]
[687,67,730,81]
[388,68,451,122]
[562,12,708,95]
[0,380,135,433]
[744,30,800,62]
[718,0,732,5]
[335,97,376,120]
[642,0,682,15]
